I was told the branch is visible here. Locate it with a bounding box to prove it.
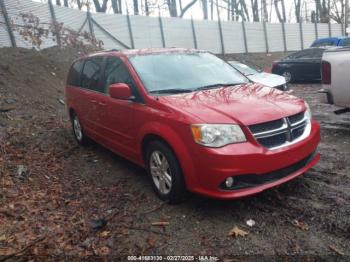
[179,0,197,17]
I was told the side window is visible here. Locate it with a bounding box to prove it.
[81,57,104,92]
[103,57,141,100]
[340,39,350,46]
[67,60,84,86]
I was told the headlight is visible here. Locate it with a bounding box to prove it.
[304,102,312,121]
[190,124,246,147]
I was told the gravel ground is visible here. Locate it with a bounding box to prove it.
[0,47,349,260]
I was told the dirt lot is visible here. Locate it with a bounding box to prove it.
[0,47,349,260]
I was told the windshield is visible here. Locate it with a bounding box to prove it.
[129,52,248,93]
[228,61,258,75]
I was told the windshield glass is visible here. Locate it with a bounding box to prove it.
[129,52,248,93]
[229,62,258,75]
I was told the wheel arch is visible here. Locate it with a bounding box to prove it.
[138,123,197,190]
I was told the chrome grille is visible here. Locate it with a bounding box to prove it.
[248,111,309,150]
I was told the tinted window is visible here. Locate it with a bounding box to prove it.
[81,57,103,92]
[340,39,350,46]
[103,57,139,98]
[67,60,84,86]
[313,41,335,47]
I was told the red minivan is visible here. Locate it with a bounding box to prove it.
[66,48,320,203]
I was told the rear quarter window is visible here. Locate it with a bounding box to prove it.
[67,60,84,86]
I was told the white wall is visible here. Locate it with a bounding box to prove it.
[0,0,346,54]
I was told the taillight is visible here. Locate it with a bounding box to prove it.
[322,61,331,85]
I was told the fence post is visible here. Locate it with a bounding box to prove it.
[328,22,332,37]
[0,0,16,47]
[87,10,94,38]
[263,21,269,53]
[281,22,287,52]
[217,17,225,54]
[190,17,198,49]
[299,22,304,50]
[126,13,135,49]
[158,15,165,48]
[47,0,61,47]
[241,21,248,53]
[314,21,318,40]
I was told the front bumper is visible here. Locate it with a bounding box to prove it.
[188,120,320,199]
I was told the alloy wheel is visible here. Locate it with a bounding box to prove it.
[149,150,172,194]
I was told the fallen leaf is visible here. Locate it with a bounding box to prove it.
[329,245,344,256]
[0,234,6,241]
[151,221,169,226]
[228,226,249,237]
[100,231,110,237]
[292,220,309,231]
[147,237,157,248]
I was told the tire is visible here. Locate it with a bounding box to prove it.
[71,112,89,146]
[282,71,292,83]
[146,140,188,204]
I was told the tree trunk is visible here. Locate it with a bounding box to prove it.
[145,0,150,15]
[63,0,68,7]
[76,0,82,10]
[281,0,286,22]
[56,0,61,6]
[210,0,214,19]
[133,0,139,15]
[93,0,109,12]
[274,0,285,22]
[239,0,249,21]
[261,0,268,21]
[167,0,178,17]
[294,0,301,22]
[111,0,119,13]
[202,0,208,19]
[250,0,259,21]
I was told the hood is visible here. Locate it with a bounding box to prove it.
[247,72,286,88]
[157,83,305,126]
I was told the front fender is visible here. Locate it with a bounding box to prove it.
[137,122,197,190]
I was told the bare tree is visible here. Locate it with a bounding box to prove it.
[167,0,178,17]
[250,0,260,21]
[261,0,268,21]
[202,0,209,19]
[179,0,197,17]
[294,0,301,22]
[92,0,109,12]
[274,0,286,22]
[133,0,139,14]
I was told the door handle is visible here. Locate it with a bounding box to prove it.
[90,100,97,103]
[98,102,107,106]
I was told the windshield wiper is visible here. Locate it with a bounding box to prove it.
[194,83,244,91]
[149,88,193,94]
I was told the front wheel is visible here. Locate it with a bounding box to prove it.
[282,71,292,83]
[146,141,188,204]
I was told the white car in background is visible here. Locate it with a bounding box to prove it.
[228,61,289,91]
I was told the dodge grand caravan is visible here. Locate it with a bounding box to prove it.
[66,48,320,203]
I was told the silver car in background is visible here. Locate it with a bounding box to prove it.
[228,61,289,91]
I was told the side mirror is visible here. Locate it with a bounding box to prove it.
[109,83,133,100]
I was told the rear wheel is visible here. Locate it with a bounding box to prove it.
[282,71,292,83]
[146,141,188,204]
[71,112,89,146]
